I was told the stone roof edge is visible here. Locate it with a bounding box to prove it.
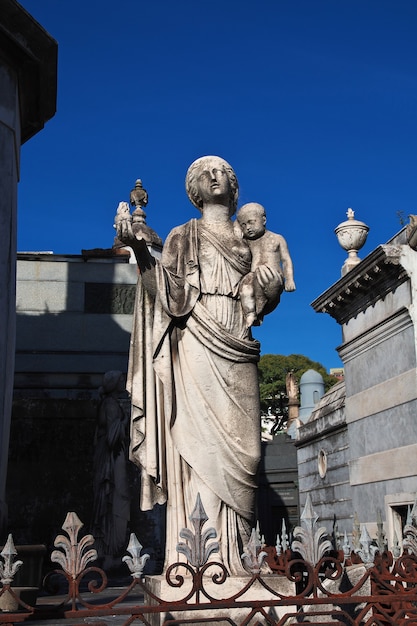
[311,244,410,324]
[295,414,346,447]
[0,0,57,142]
[17,251,131,263]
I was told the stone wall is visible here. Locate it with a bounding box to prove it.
[258,434,298,545]
[8,253,166,573]
[310,228,417,547]
[15,254,138,393]
[296,381,351,533]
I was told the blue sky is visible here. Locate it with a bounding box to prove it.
[17,0,417,371]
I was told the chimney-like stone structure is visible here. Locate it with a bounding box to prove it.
[0,0,57,532]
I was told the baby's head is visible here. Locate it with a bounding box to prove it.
[236,203,266,240]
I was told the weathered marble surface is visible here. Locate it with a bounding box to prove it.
[335,208,369,276]
[117,156,292,575]
[236,202,295,327]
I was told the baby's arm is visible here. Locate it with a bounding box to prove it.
[277,235,296,291]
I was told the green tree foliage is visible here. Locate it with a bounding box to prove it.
[258,353,339,416]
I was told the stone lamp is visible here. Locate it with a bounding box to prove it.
[335,208,369,276]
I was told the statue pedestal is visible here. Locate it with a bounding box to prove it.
[143,573,296,625]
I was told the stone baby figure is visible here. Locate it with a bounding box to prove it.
[236,202,296,327]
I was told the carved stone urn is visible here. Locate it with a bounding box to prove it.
[335,208,369,276]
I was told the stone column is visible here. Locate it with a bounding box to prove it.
[0,1,57,532]
[0,63,19,531]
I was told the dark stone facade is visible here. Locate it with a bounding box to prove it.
[258,433,299,546]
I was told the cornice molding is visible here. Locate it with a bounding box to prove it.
[338,308,412,363]
[311,245,410,325]
[0,0,57,143]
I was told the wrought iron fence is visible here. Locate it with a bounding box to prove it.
[1,494,417,625]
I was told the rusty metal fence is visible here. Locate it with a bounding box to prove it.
[1,494,417,625]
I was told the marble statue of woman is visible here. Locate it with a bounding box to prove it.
[116,156,281,575]
[92,370,130,565]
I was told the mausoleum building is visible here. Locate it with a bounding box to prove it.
[297,224,417,550]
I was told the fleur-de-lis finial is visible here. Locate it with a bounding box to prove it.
[176,494,219,568]
[122,534,150,578]
[354,525,377,566]
[342,530,351,559]
[291,494,332,566]
[0,535,23,585]
[281,518,289,553]
[241,528,267,574]
[376,509,386,554]
[255,521,265,548]
[275,535,282,558]
[51,512,97,579]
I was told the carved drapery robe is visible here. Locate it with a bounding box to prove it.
[127,219,261,574]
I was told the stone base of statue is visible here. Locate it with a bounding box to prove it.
[143,573,296,625]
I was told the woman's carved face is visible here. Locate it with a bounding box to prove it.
[186,155,238,214]
[196,159,231,206]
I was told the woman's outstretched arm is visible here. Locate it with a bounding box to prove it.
[116,219,157,297]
